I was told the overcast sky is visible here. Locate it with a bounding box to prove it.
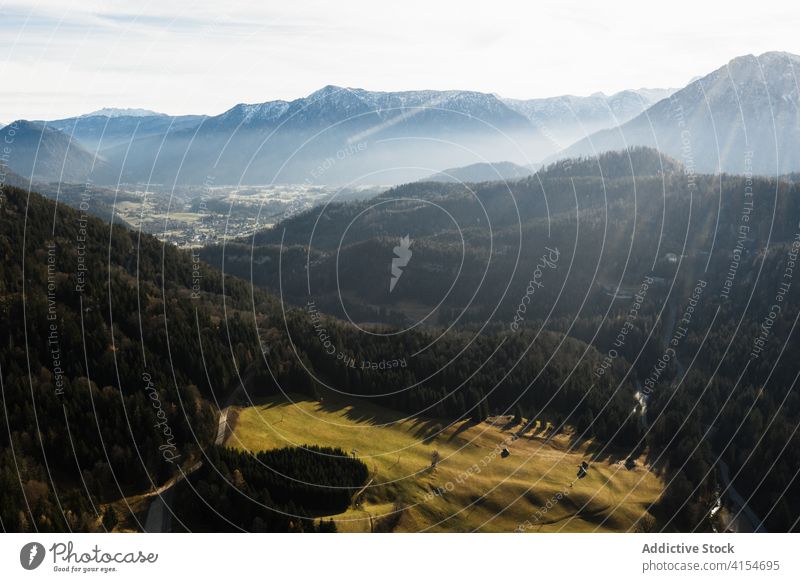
[2,0,800,121]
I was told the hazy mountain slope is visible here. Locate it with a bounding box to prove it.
[0,163,31,189]
[0,120,111,183]
[45,112,208,151]
[553,52,800,174]
[0,163,130,226]
[504,88,675,149]
[422,160,534,183]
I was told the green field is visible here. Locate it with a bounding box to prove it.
[226,395,665,532]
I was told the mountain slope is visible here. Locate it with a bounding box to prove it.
[553,52,800,174]
[0,162,129,226]
[0,120,111,182]
[0,183,384,532]
[0,184,243,531]
[422,160,534,183]
[504,88,675,149]
[45,112,208,151]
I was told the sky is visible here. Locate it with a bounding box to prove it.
[2,0,800,121]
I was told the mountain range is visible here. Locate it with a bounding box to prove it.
[2,51,798,186]
[97,85,552,185]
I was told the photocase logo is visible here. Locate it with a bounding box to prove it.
[20,542,46,570]
[389,235,413,293]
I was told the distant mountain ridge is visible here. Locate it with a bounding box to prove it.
[96,85,548,185]
[194,85,535,137]
[84,107,164,118]
[43,112,208,152]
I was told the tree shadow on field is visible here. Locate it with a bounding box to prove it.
[581,439,628,465]
[315,396,385,426]
[447,418,478,443]
[577,437,667,478]
[409,418,445,444]
[518,419,554,440]
[254,392,389,427]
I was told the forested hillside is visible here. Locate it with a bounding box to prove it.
[0,184,635,531]
[0,184,316,530]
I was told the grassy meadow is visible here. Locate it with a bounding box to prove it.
[225,394,665,532]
